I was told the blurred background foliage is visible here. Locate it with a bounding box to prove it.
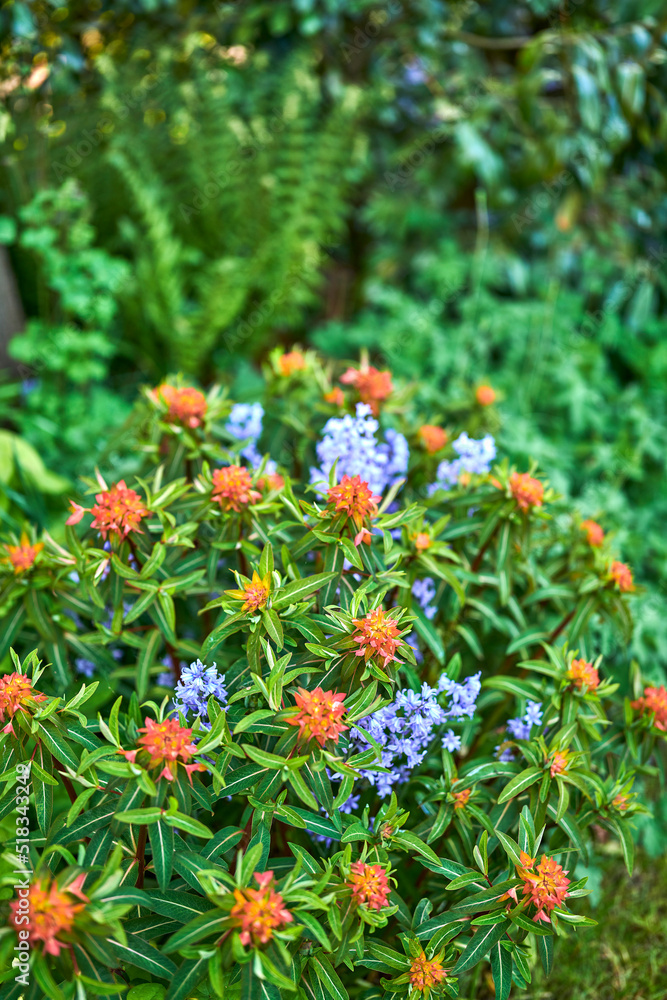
[1,0,666,674]
[1,0,667,991]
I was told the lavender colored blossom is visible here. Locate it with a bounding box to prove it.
[428,433,496,494]
[442,729,462,752]
[412,577,437,620]
[225,402,273,470]
[496,701,544,760]
[350,670,481,796]
[75,657,95,678]
[173,659,228,726]
[311,403,409,496]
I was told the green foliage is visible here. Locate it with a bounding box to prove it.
[0,360,663,999]
[0,182,132,479]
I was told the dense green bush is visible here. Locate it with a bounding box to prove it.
[0,357,663,999]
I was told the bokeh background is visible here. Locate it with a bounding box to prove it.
[1,4,667,993]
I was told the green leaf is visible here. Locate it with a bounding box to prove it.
[137,628,162,701]
[452,920,510,974]
[164,957,209,1000]
[150,820,174,891]
[537,934,553,977]
[497,767,542,804]
[272,572,337,610]
[310,953,349,1000]
[490,942,512,1000]
[262,608,284,649]
[108,934,177,978]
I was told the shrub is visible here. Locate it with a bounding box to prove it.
[0,355,662,999]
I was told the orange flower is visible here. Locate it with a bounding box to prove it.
[120,717,207,782]
[631,685,667,731]
[286,687,348,746]
[418,424,447,453]
[340,365,393,415]
[581,519,604,547]
[3,533,44,573]
[348,861,391,910]
[352,607,404,668]
[518,854,570,923]
[453,788,471,810]
[510,472,544,512]
[610,561,634,593]
[230,871,293,947]
[612,793,631,812]
[324,387,345,406]
[67,481,149,540]
[409,951,448,992]
[327,475,381,538]
[549,749,571,778]
[413,532,431,552]
[567,658,600,691]
[0,672,47,733]
[226,571,270,614]
[153,384,207,428]
[278,351,306,376]
[475,384,496,406]
[258,473,285,492]
[10,875,88,956]
[211,465,261,512]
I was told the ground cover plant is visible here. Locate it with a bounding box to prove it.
[0,352,664,1000]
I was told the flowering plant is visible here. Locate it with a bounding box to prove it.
[0,354,660,999]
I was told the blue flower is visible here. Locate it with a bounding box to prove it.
[311,403,409,495]
[225,403,272,469]
[173,659,228,726]
[350,669,481,796]
[412,577,438,620]
[428,433,496,494]
[496,701,543,759]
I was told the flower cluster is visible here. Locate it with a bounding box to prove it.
[509,472,544,512]
[3,533,43,574]
[211,465,261,512]
[410,951,448,992]
[327,475,381,541]
[226,571,271,613]
[340,364,393,414]
[311,404,409,496]
[631,684,667,731]
[567,658,600,691]
[515,853,571,923]
[0,672,47,732]
[278,350,306,376]
[610,560,634,592]
[581,519,604,547]
[121,717,207,782]
[153,384,207,428]
[10,875,88,956]
[173,659,228,725]
[428,433,496,492]
[496,701,543,761]
[347,861,391,910]
[287,687,348,746]
[351,671,481,795]
[67,481,150,540]
[352,607,405,668]
[412,577,437,619]
[230,871,293,947]
[418,424,447,453]
[225,402,268,468]
[475,384,496,406]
